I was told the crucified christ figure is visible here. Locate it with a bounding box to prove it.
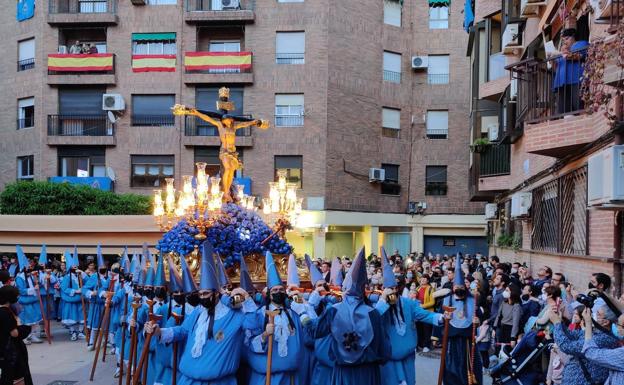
[172,87,269,202]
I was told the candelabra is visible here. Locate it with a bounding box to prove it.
[260,170,303,243]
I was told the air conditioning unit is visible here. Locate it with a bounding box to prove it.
[369,168,385,183]
[485,203,498,220]
[520,0,543,17]
[488,123,499,142]
[58,45,68,54]
[411,56,428,70]
[510,78,518,100]
[102,94,125,111]
[511,192,532,218]
[502,23,521,53]
[221,0,240,9]
[588,145,624,206]
[407,201,427,214]
[130,0,146,5]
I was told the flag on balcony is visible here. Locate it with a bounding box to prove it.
[17,0,35,21]
[132,54,176,72]
[184,52,252,72]
[48,54,114,72]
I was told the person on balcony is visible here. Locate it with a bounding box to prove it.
[88,44,98,54]
[69,40,82,54]
[552,28,589,115]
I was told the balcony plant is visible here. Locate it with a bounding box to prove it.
[470,137,491,153]
[496,233,514,247]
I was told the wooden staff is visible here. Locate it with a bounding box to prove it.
[133,311,163,385]
[102,277,120,362]
[32,271,51,345]
[264,309,280,385]
[437,306,455,385]
[468,292,479,385]
[142,299,156,384]
[171,312,183,385]
[89,278,116,381]
[78,273,90,343]
[118,292,129,385]
[126,299,142,385]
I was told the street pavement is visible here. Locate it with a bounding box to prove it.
[29,322,492,385]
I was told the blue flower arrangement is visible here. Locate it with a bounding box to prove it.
[156,203,293,267]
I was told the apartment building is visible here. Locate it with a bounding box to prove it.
[466,0,624,291]
[0,0,485,258]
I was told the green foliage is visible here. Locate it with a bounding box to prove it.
[472,137,491,146]
[0,181,152,215]
[497,233,514,247]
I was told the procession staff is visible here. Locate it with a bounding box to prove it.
[15,246,44,344]
[133,254,158,385]
[84,245,109,350]
[115,252,135,381]
[89,272,116,381]
[38,245,54,343]
[60,251,85,341]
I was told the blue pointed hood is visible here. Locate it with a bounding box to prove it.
[131,254,141,284]
[238,254,255,293]
[381,247,396,288]
[144,265,155,286]
[200,241,219,291]
[330,257,343,287]
[144,243,156,273]
[454,252,465,287]
[73,245,79,267]
[96,244,105,269]
[180,254,198,293]
[214,253,229,287]
[305,254,324,286]
[154,252,166,287]
[121,247,130,272]
[286,254,300,287]
[265,251,283,289]
[16,245,29,271]
[345,247,367,297]
[167,254,183,293]
[39,244,48,266]
[64,250,76,269]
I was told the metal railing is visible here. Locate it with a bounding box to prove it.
[509,49,587,125]
[426,128,448,139]
[17,117,34,130]
[609,0,623,31]
[383,70,401,83]
[49,0,116,14]
[531,166,587,255]
[275,115,304,127]
[428,73,449,84]
[184,52,253,74]
[184,115,251,136]
[131,115,175,126]
[479,144,511,177]
[48,115,114,136]
[276,53,305,65]
[425,182,447,196]
[185,0,254,11]
[17,58,35,72]
[48,53,115,75]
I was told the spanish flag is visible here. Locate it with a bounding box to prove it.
[132,54,176,72]
[184,52,252,72]
[48,54,114,72]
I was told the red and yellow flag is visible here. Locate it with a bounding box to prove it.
[132,54,176,72]
[48,53,114,72]
[184,52,252,72]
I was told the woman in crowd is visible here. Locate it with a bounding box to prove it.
[493,283,523,348]
[582,309,624,385]
[0,285,33,385]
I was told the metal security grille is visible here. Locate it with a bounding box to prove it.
[531,166,587,255]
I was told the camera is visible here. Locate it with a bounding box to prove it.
[576,293,597,309]
[230,293,244,308]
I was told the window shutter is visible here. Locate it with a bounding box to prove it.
[18,38,35,61]
[18,97,34,108]
[428,55,450,75]
[427,111,448,130]
[276,32,305,54]
[275,94,304,106]
[383,51,402,72]
[382,108,400,129]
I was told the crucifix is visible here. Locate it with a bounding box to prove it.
[172,87,270,202]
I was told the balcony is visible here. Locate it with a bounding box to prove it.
[131,115,175,127]
[49,176,113,191]
[17,58,35,72]
[427,73,449,85]
[470,144,511,201]
[47,115,115,146]
[184,0,255,23]
[383,70,401,84]
[47,53,116,85]
[183,115,253,146]
[183,51,253,84]
[48,0,118,25]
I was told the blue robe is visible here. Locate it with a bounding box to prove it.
[38,271,57,321]
[158,298,256,385]
[307,292,336,385]
[60,273,84,325]
[15,273,42,325]
[114,290,132,360]
[153,301,188,385]
[108,281,125,344]
[83,274,110,333]
[376,296,443,385]
[306,301,391,385]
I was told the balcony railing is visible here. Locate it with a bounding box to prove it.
[48,115,114,136]
[48,53,115,75]
[426,128,448,139]
[17,117,35,130]
[49,0,116,13]
[609,0,623,31]
[383,70,401,83]
[479,144,511,177]
[428,73,449,84]
[131,115,175,127]
[184,115,251,136]
[275,115,304,127]
[185,0,254,11]
[510,49,587,125]
[17,58,35,72]
[184,51,252,74]
[276,53,305,65]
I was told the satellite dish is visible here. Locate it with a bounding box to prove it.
[106,167,116,182]
[107,111,119,123]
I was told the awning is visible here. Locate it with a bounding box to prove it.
[184,51,252,71]
[48,54,114,72]
[429,0,450,7]
[131,32,176,41]
[132,54,176,72]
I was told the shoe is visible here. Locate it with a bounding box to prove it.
[422,347,430,353]
[23,337,31,345]
[87,344,95,351]
[78,332,86,340]
[113,367,120,378]
[70,332,78,341]
[30,334,43,344]
[39,331,47,339]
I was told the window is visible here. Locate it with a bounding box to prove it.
[17,97,34,129]
[428,55,450,84]
[381,164,400,195]
[275,156,302,188]
[131,155,174,187]
[132,94,176,126]
[79,0,109,12]
[426,166,447,195]
[17,156,34,181]
[383,51,401,83]
[132,33,176,55]
[429,6,449,29]
[276,32,305,64]
[426,110,448,139]
[188,88,245,135]
[18,38,35,71]
[382,107,400,138]
[275,94,304,127]
[383,0,402,27]
[58,147,106,177]
[194,147,221,177]
[209,41,241,52]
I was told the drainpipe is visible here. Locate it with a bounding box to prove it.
[613,95,623,296]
